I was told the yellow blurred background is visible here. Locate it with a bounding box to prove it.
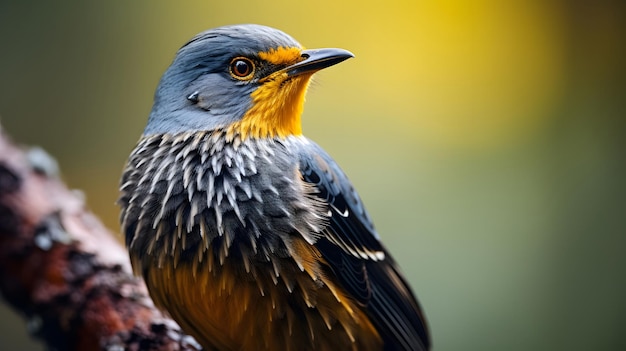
[1,1,624,350]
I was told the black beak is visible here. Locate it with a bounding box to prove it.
[283,48,354,77]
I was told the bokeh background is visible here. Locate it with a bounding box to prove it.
[1,1,624,350]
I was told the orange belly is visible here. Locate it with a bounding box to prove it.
[142,239,382,351]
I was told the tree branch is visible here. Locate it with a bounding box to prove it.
[0,125,201,350]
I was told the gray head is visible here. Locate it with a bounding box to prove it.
[143,24,353,138]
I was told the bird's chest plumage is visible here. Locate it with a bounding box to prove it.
[119,131,381,350]
[120,131,324,268]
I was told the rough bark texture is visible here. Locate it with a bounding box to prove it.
[0,126,201,351]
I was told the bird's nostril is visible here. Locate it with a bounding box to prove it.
[301,53,310,59]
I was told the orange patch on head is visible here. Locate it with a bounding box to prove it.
[226,46,312,140]
[228,70,312,140]
[258,46,304,66]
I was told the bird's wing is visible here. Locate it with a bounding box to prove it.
[297,141,431,351]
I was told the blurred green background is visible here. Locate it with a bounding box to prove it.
[1,1,624,350]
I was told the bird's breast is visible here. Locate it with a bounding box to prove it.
[119,130,382,350]
[120,131,326,272]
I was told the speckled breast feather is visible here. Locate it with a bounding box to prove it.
[119,131,327,275]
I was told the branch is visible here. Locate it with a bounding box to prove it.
[0,125,201,350]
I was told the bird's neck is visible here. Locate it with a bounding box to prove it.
[227,74,312,140]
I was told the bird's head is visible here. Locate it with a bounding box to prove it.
[144,24,353,139]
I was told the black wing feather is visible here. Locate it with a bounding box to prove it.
[298,141,430,351]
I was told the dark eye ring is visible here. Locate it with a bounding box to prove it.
[229,57,255,80]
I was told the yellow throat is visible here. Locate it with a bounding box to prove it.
[229,47,311,139]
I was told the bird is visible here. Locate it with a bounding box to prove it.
[119,24,430,351]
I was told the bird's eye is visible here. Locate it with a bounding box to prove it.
[229,57,255,80]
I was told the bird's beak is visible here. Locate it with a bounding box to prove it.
[283,48,354,77]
